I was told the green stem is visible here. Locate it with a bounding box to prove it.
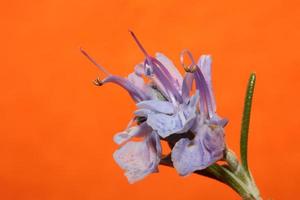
[160,151,261,200]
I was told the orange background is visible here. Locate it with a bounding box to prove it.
[1,0,299,199]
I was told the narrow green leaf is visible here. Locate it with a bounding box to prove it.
[240,73,256,177]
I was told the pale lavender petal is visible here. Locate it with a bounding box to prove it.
[203,126,225,159]
[172,138,215,176]
[113,123,151,145]
[171,138,210,176]
[102,75,149,102]
[113,134,161,183]
[147,132,162,171]
[171,125,224,176]
[177,110,197,133]
[152,132,162,158]
[134,108,153,117]
[145,93,199,138]
[156,52,183,89]
[137,100,175,114]
[210,115,229,127]
[146,111,196,138]
[147,113,182,138]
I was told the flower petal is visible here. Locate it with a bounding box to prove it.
[113,133,161,183]
[147,113,182,138]
[203,126,225,159]
[113,123,152,145]
[146,111,196,138]
[136,100,175,114]
[134,109,153,117]
[172,124,225,176]
[145,93,199,138]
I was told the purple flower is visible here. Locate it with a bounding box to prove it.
[82,32,228,182]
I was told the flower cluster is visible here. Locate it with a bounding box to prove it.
[81,32,228,183]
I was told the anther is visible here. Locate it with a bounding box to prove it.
[183,64,197,73]
[93,77,103,86]
[180,49,198,73]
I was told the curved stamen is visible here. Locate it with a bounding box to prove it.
[80,47,110,76]
[194,70,209,117]
[146,59,182,103]
[181,49,214,118]
[152,58,183,101]
[129,30,149,57]
[102,75,150,102]
[181,73,194,101]
[81,47,149,102]
[196,67,215,118]
[130,31,182,103]
[180,49,197,73]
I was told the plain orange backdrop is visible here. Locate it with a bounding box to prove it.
[1,0,300,199]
